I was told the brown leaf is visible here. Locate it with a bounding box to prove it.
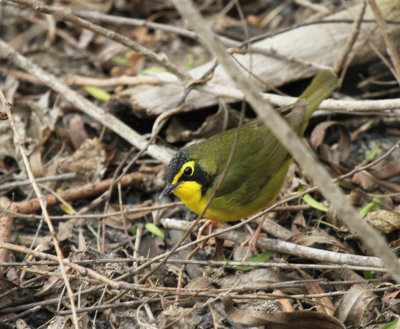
[0,277,18,309]
[223,295,345,329]
[352,170,378,191]
[292,230,348,253]
[56,221,74,241]
[218,268,306,295]
[365,209,400,234]
[165,108,241,143]
[28,147,44,177]
[103,200,153,229]
[56,138,106,183]
[310,121,351,164]
[65,113,89,149]
[334,285,380,326]
[371,163,400,180]
[273,289,294,312]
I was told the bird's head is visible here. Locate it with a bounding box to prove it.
[160,148,212,201]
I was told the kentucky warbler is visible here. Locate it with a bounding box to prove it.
[160,70,339,222]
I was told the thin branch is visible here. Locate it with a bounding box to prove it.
[161,218,383,268]
[0,173,76,190]
[0,258,389,272]
[369,0,400,85]
[333,0,367,73]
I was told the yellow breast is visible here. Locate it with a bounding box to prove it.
[173,181,208,216]
[172,180,262,221]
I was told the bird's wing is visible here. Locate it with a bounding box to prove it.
[213,124,289,205]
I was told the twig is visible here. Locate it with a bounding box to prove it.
[74,9,199,39]
[333,0,367,74]
[0,173,76,190]
[3,306,41,324]
[0,201,181,220]
[67,74,161,87]
[183,79,400,112]
[369,0,400,85]
[0,258,389,272]
[0,198,13,264]
[0,240,391,292]
[0,170,157,215]
[162,218,383,268]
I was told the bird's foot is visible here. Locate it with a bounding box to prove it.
[197,220,226,239]
[241,215,267,261]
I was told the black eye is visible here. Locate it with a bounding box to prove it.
[184,167,193,176]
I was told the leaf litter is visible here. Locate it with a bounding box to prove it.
[0,1,399,328]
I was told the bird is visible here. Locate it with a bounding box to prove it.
[160,70,338,224]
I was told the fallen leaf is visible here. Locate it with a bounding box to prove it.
[334,285,380,326]
[310,121,351,164]
[223,295,345,329]
[352,170,378,191]
[365,209,400,234]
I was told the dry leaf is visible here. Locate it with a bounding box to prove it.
[372,163,400,180]
[292,230,348,253]
[352,170,378,191]
[64,113,89,149]
[218,268,306,295]
[159,305,197,329]
[310,121,351,164]
[223,295,345,329]
[305,281,335,316]
[56,137,106,184]
[57,221,74,241]
[365,209,400,234]
[334,285,380,326]
[37,275,63,297]
[16,318,33,329]
[165,107,241,143]
[104,200,152,229]
[0,277,18,309]
[46,316,71,329]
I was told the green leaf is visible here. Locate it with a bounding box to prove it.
[363,270,373,279]
[186,53,195,70]
[131,225,137,235]
[15,231,21,245]
[111,56,129,66]
[140,66,166,75]
[145,223,165,238]
[57,188,75,215]
[365,144,380,162]
[360,197,382,218]
[60,202,75,215]
[381,319,398,329]
[231,250,275,271]
[299,187,328,212]
[83,86,111,102]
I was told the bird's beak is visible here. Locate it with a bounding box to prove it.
[159,182,179,199]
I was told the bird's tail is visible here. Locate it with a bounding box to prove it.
[298,70,339,135]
